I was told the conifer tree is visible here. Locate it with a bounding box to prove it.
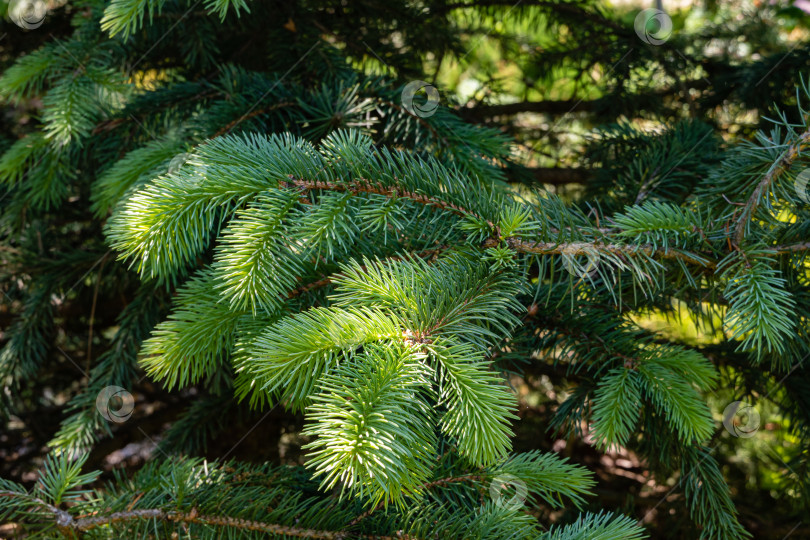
[1,0,809,538]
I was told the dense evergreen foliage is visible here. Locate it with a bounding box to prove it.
[1,0,809,538]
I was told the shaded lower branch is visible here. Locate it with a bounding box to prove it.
[518,167,592,186]
[213,102,297,138]
[458,81,711,121]
[1,490,419,539]
[349,475,485,526]
[71,506,417,540]
[71,509,350,538]
[461,98,594,118]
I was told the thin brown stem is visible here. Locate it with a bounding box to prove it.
[279,173,810,269]
[483,238,717,269]
[734,128,810,245]
[0,492,421,540]
[73,509,346,538]
[213,102,297,138]
[774,241,810,254]
[283,175,495,227]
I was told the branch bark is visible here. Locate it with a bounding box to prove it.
[0,491,419,540]
[482,238,718,269]
[283,175,496,227]
[734,128,810,245]
[283,173,810,270]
